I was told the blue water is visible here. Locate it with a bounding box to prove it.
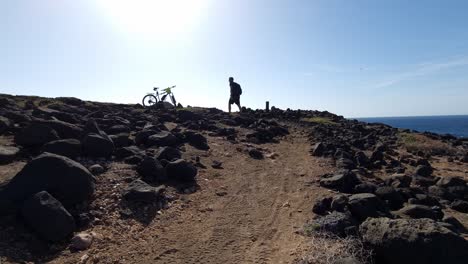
[355,115,468,138]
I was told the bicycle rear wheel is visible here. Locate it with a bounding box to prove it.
[170,95,177,106]
[142,94,158,107]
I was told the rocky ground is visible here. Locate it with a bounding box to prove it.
[0,93,467,264]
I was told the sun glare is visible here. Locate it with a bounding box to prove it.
[96,0,211,39]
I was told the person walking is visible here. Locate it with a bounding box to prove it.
[228,77,242,113]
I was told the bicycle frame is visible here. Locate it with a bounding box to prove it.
[151,85,176,101]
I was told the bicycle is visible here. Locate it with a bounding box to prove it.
[142,85,177,107]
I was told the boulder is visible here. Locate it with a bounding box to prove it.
[146,131,178,147]
[414,165,432,177]
[82,133,114,158]
[0,146,20,164]
[15,123,59,147]
[0,153,94,213]
[109,133,132,148]
[348,193,390,221]
[353,182,377,194]
[123,179,165,202]
[312,197,332,215]
[360,217,468,264]
[335,157,355,170]
[249,149,264,160]
[320,171,360,193]
[115,146,144,159]
[155,146,181,161]
[136,156,167,182]
[311,142,325,156]
[0,116,11,134]
[38,119,83,139]
[308,211,356,237]
[450,200,468,213]
[437,176,467,188]
[354,151,369,167]
[165,159,197,182]
[70,232,93,250]
[396,204,443,220]
[375,186,405,210]
[330,195,349,212]
[21,191,76,241]
[41,139,82,159]
[442,216,467,233]
[185,131,209,150]
[385,173,412,188]
[88,164,105,175]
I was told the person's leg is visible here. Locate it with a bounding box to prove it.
[236,102,241,112]
[228,99,232,113]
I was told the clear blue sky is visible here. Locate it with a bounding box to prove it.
[1,0,468,117]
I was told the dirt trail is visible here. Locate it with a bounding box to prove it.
[40,129,334,264]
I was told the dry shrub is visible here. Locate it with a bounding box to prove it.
[399,132,457,156]
[299,232,373,264]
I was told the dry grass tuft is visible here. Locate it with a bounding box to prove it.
[300,117,338,126]
[399,132,457,156]
[299,232,373,264]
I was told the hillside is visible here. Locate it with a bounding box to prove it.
[1,94,468,264]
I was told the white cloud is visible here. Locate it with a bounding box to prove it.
[373,56,468,88]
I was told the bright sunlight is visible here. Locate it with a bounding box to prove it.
[96,0,211,39]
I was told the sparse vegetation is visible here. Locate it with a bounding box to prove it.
[300,117,338,125]
[300,232,373,264]
[398,132,457,156]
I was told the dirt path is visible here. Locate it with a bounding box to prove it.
[42,129,334,264]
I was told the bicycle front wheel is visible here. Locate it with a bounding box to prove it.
[142,94,158,107]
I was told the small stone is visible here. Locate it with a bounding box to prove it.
[88,164,105,175]
[70,232,93,250]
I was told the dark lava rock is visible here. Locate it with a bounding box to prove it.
[375,186,405,210]
[41,139,82,159]
[355,151,369,167]
[308,211,356,237]
[136,156,167,182]
[312,197,332,215]
[249,149,264,160]
[38,119,83,139]
[348,193,390,221]
[165,159,198,182]
[155,146,182,161]
[15,123,59,147]
[185,131,209,150]
[146,131,178,147]
[311,142,325,156]
[330,195,349,212]
[123,179,165,203]
[437,176,467,188]
[336,158,356,170]
[396,204,443,220]
[115,146,144,159]
[82,133,114,158]
[360,217,468,264]
[0,116,11,134]
[21,191,76,242]
[0,153,94,213]
[320,171,360,193]
[109,133,132,148]
[414,165,432,177]
[442,216,467,233]
[385,174,412,188]
[353,182,377,194]
[450,200,468,213]
[0,146,20,164]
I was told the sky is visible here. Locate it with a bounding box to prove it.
[1,0,468,117]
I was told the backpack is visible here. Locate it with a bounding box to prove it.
[236,83,242,95]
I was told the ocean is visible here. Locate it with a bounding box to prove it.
[355,115,468,138]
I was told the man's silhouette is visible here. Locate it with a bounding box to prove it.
[228,77,242,113]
